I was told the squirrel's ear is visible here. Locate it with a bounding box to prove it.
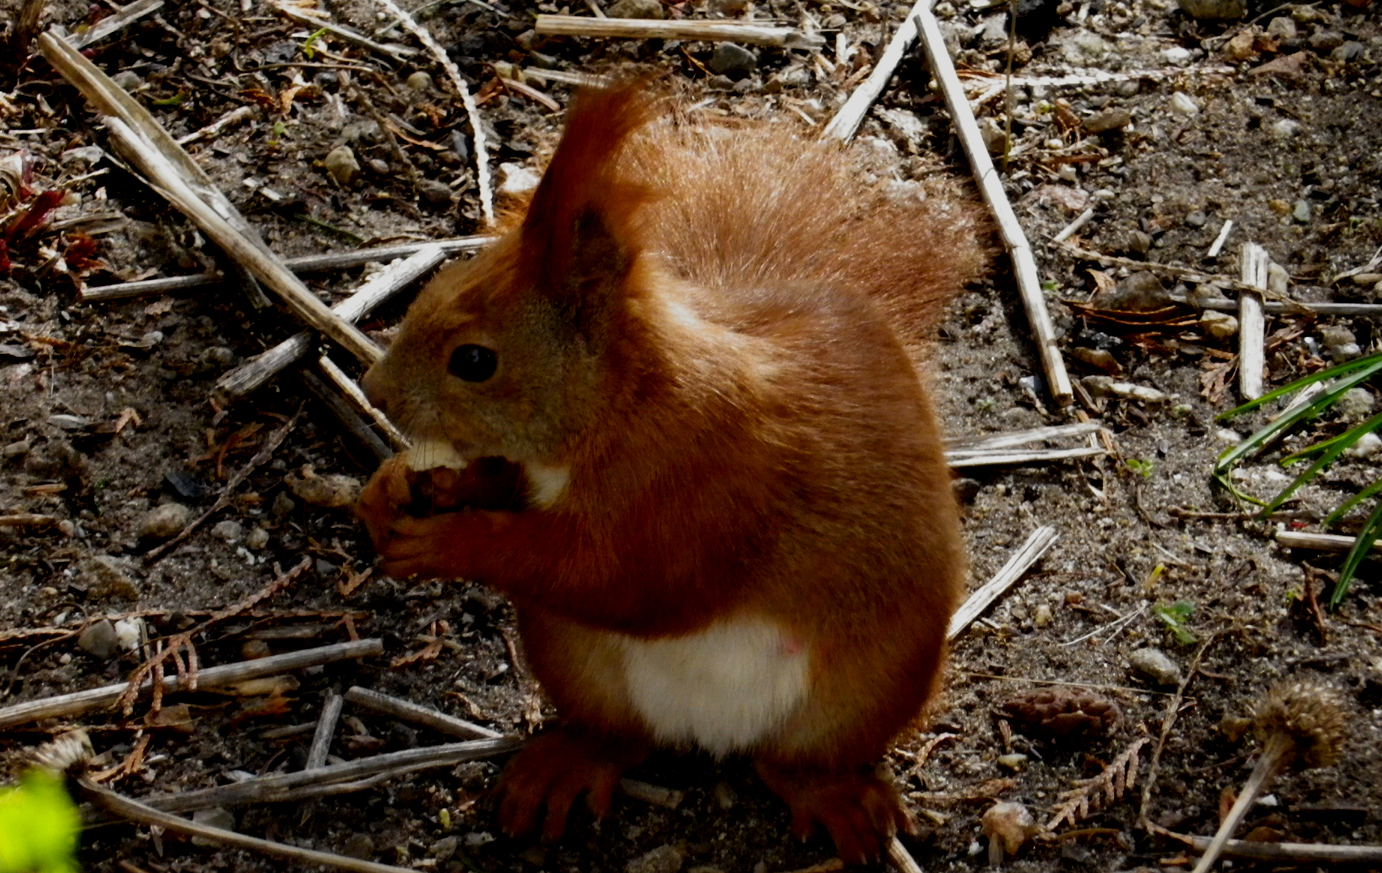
[546,207,634,339]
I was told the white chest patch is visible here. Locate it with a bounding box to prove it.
[616,616,810,757]
[521,460,570,508]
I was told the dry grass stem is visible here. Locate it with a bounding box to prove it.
[368,0,494,225]
[1277,530,1382,553]
[823,0,936,140]
[216,245,444,402]
[533,15,824,48]
[344,686,505,740]
[915,9,1073,406]
[1238,243,1269,401]
[0,639,383,730]
[82,779,418,873]
[948,526,1058,640]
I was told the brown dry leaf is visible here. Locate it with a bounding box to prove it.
[392,637,445,668]
[143,298,175,317]
[145,702,194,733]
[235,689,296,720]
[113,407,141,434]
[223,675,300,697]
[1086,269,1116,295]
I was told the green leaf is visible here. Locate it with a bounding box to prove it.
[1333,498,1382,607]
[1213,354,1382,489]
[1262,410,1382,514]
[1153,601,1197,646]
[0,770,81,873]
[1325,475,1382,525]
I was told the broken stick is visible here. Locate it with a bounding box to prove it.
[914,10,1073,406]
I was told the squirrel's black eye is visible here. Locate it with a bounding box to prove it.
[448,344,497,382]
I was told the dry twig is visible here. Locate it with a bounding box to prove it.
[0,639,383,730]
[915,9,1072,406]
[144,409,302,561]
[534,15,823,48]
[948,526,1059,640]
[82,779,417,873]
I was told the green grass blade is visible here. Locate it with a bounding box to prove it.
[1326,476,1382,525]
[1214,356,1382,476]
[1332,497,1382,606]
[1217,350,1382,422]
[1263,410,1382,513]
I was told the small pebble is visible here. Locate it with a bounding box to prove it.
[1169,91,1199,116]
[211,520,243,543]
[1271,119,1300,138]
[1292,200,1312,223]
[430,836,459,861]
[1185,210,1207,228]
[707,42,758,79]
[996,753,1029,771]
[343,834,375,859]
[626,844,685,873]
[1320,325,1360,361]
[81,555,140,601]
[191,808,236,847]
[607,0,665,17]
[498,162,540,196]
[1335,386,1375,421]
[1200,311,1239,339]
[2,439,30,461]
[271,492,296,517]
[1032,603,1053,627]
[1307,31,1344,52]
[1265,16,1296,39]
[1163,46,1194,65]
[1130,647,1182,687]
[1083,107,1132,133]
[241,639,271,659]
[324,146,360,186]
[286,468,361,509]
[138,502,192,540]
[1332,41,1365,62]
[244,527,270,550]
[1346,432,1382,458]
[418,179,453,206]
[405,71,434,93]
[78,619,119,660]
[111,70,142,90]
[113,618,144,652]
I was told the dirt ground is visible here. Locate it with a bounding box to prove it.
[1,0,1381,870]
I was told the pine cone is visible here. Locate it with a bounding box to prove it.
[1000,688,1121,742]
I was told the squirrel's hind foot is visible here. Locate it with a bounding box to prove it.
[755,758,915,866]
[497,727,649,842]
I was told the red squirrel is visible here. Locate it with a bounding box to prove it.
[356,84,987,864]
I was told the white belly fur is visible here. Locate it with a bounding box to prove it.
[615,615,810,757]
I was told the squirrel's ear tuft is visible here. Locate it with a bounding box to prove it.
[522,82,656,300]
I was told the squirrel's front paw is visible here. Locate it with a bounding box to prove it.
[355,455,414,549]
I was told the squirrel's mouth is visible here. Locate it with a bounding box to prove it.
[402,438,472,472]
[399,440,528,515]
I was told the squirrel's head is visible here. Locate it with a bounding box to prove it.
[361,84,655,473]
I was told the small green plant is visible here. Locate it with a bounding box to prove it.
[302,27,328,59]
[0,770,81,873]
[1125,458,1155,478]
[1215,350,1382,606]
[1153,600,1197,646]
